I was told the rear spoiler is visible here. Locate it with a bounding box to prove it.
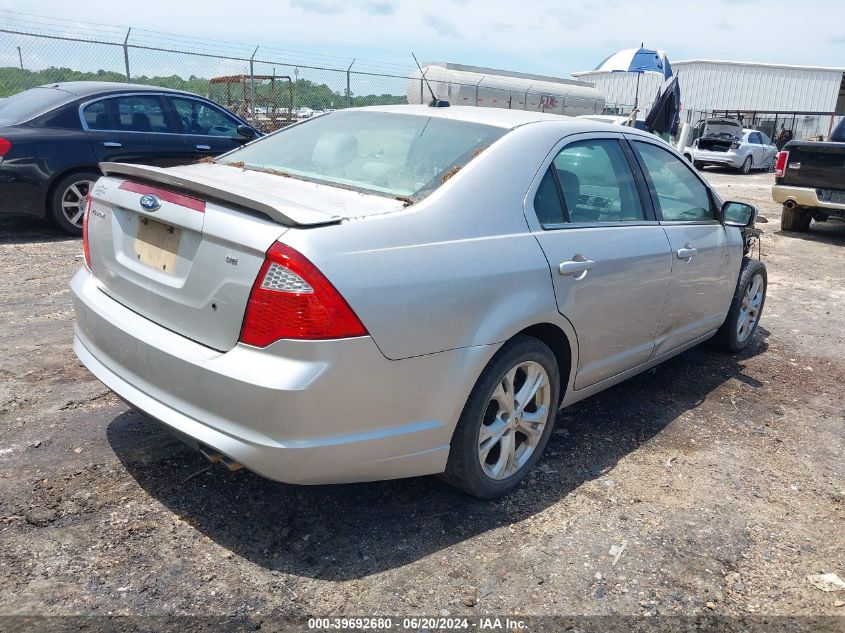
[99,162,342,227]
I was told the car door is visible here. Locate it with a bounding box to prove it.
[759,131,777,166]
[528,133,673,389]
[166,95,252,159]
[81,94,189,167]
[748,132,765,167]
[629,137,741,357]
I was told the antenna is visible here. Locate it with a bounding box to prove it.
[411,52,449,108]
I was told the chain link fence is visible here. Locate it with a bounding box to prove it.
[0,12,620,131]
[0,14,418,131]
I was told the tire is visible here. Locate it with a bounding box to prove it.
[443,335,560,499]
[739,156,752,174]
[781,204,812,232]
[49,171,100,236]
[713,258,767,353]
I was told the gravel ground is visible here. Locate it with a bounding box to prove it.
[0,168,843,626]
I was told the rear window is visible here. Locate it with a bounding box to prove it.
[0,87,74,125]
[217,111,506,199]
[831,119,845,143]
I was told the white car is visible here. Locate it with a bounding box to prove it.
[685,118,777,174]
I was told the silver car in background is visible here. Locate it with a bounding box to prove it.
[72,105,767,498]
[685,118,777,173]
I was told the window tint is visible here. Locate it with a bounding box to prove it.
[634,141,714,222]
[0,87,73,125]
[831,119,845,143]
[760,132,771,145]
[551,139,644,223]
[749,132,762,144]
[170,97,239,137]
[84,96,174,133]
[534,168,566,225]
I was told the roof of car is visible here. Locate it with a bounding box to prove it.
[350,104,660,136]
[350,104,660,140]
[35,81,187,97]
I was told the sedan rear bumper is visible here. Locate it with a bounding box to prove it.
[692,149,745,168]
[71,268,488,484]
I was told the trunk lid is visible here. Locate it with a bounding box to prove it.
[86,163,403,351]
[698,118,743,152]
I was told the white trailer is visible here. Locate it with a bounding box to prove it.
[408,62,605,116]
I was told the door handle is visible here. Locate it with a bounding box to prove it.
[677,244,698,260]
[195,144,212,151]
[559,258,596,277]
[102,141,122,148]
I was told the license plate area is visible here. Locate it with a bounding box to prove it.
[134,217,181,273]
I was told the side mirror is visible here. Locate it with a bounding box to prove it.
[721,201,759,227]
[236,124,257,140]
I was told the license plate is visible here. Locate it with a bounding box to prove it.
[134,217,181,273]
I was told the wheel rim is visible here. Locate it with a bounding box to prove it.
[478,360,551,481]
[742,158,751,173]
[736,273,764,343]
[60,179,95,228]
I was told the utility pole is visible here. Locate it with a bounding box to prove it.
[17,46,23,70]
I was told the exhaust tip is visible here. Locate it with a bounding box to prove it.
[199,446,244,472]
[784,200,796,209]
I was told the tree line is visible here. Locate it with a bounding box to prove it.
[0,67,406,109]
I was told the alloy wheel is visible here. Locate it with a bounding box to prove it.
[60,179,95,229]
[478,361,551,480]
[737,273,764,343]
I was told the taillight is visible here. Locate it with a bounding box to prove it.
[0,138,11,158]
[730,141,740,150]
[774,150,789,177]
[82,193,92,269]
[239,243,367,346]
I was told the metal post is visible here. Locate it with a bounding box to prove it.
[123,28,131,80]
[250,45,259,121]
[346,59,355,108]
[16,46,23,70]
[634,71,641,109]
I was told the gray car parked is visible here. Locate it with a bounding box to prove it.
[72,105,767,498]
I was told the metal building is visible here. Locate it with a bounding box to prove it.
[573,59,845,140]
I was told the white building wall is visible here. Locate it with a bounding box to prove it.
[574,60,843,114]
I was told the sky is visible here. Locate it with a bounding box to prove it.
[2,0,843,81]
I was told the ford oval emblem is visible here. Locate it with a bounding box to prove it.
[139,194,161,212]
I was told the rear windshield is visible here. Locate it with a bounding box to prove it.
[0,87,74,125]
[217,111,507,199]
[831,119,845,143]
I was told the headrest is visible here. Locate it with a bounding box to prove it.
[311,133,358,169]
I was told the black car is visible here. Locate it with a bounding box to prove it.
[0,82,259,235]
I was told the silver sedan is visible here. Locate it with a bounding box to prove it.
[686,119,777,173]
[72,105,767,498]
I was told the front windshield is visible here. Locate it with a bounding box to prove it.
[217,111,506,199]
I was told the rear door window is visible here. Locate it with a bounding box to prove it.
[749,132,763,144]
[84,95,175,133]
